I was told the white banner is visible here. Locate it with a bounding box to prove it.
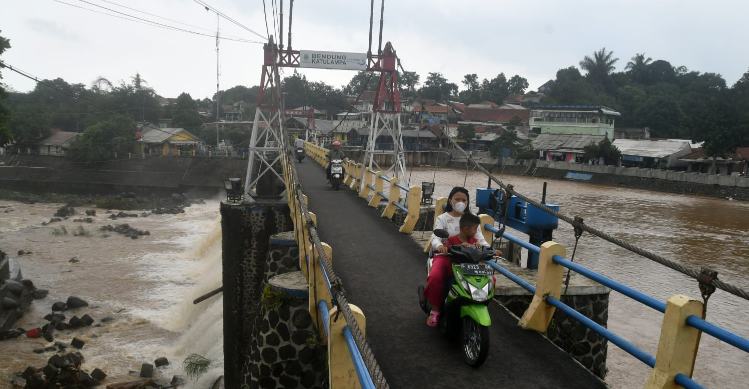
[299,50,367,70]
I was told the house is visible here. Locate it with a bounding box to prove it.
[537,80,554,94]
[222,101,249,121]
[529,105,621,140]
[615,127,651,140]
[348,126,439,150]
[39,129,80,156]
[137,123,204,156]
[678,147,749,175]
[521,91,545,105]
[157,97,178,107]
[460,104,530,125]
[612,139,692,169]
[503,94,525,104]
[412,104,450,124]
[288,106,326,119]
[532,133,606,163]
[158,119,173,129]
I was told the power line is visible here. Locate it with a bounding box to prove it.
[192,0,267,41]
[95,0,251,41]
[53,0,262,44]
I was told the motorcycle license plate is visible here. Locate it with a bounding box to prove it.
[460,263,493,276]
[332,167,343,173]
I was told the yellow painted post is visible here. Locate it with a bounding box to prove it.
[399,186,422,234]
[310,242,333,342]
[381,177,400,219]
[424,197,448,252]
[328,304,366,389]
[519,241,566,331]
[359,169,372,199]
[479,214,495,245]
[644,295,704,389]
[344,160,355,187]
[351,163,362,190]
[368,171,385,207]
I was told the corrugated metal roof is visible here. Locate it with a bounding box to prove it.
[612,139,691,158]
[532,133,605,151]
[139,126,201,144]
[40,131,79,146]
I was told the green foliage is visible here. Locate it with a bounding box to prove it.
[183,354,212,380]
[73,225,91,237]
[579,47,619,95]
[8,104,52,144]
[0,31,11,147]
[508,75,529,95]
[456,124,475,141]
[515,145,538,160]
[583,138,621,164]
[261,285,293,310]
[52,226,68,236]
[172,93,202,132]
[490,129,518,157]
[69,116,136,162]
[419,72,458,101]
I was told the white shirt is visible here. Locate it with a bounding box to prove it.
[295,139,305,148]
[430,212,490,249]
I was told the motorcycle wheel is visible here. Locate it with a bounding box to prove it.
[333,178,340,191]
[462,316,490,367]
[297,156,303,163]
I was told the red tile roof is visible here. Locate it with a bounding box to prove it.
[679,147,749,161]
[412,105,449,113]
[461,107,530,123]
[418,99,438,106]
[480,101,499,108]
[449,102,467,111]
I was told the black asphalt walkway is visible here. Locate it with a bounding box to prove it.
[295,160,608,389]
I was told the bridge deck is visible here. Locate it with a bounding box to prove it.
[295,161,608,389]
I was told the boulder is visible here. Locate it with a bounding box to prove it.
[154,357,169,367]
[5,280,23,296]
[85,209,97,216]
[2,297,19,310]
[170,194,185,203]
[42,363,59,379]
[91,368,107,382]
[66,296,89,309]
[0,328,25,340]
[69,257,80,263]
[71,337,85,349]
[17,250,26,255]
[69,316,83,328]
[45,313,66,322]
[81,314,94,326]
[54,206,76,217]
[31,289,49,299]
[140,363,153,378]
[42,328,54,342]
[52,302,66,311]
[55,322,69,331]
[48,354,66,368]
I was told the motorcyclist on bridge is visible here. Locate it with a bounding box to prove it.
[326,141,345,184]
[424,186,501,327]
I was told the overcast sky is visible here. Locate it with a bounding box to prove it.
[2,0,749,100]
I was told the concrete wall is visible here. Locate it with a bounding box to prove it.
[0,155,248,196]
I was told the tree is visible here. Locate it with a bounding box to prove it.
[0,31,12,147]
[579,47,619,95]
[490,129,518,157]
[508,75,529,94]
[69,116,136,162]
[480,73,510,104]
[419,72,458,101]
[456,124,475,141]
[634,94,684,138]
[625,53,652,84]
[344,71,373,95]
[171,93,202,132]
[459,73,481,104]
[9,104,51,144]
[583,138,621,165]
[544,67,595,105]
[506,115,523,131]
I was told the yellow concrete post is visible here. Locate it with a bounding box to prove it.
[479,214,495,246]
[344,160,355,187]
[381,177,400,219]
[644,294,704,389]
[368,171,385,207]
[399,186,422,234]
[310,242,333,342]
[424,197,448,252]
[328,304,366,389]
[519,241,566,331]
[359,169,372,199]
[351,163,362,191]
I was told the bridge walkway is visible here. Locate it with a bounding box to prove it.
[294,160,608,389]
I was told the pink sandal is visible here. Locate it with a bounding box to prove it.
[427,311,440,327]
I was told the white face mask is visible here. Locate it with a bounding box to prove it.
[452,201,467,213]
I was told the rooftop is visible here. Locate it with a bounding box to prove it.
[531,105,621,116]
[612,139,691,158]
[532,133,605,151]
[40,130,79,146]
[679,147,749,162]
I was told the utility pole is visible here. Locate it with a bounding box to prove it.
[215,13,220,148]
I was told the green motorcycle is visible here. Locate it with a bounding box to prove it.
[418,229,496,367]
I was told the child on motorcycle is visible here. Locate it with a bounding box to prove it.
[425,213,488,327]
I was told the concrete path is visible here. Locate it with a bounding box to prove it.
[294,160,608,389]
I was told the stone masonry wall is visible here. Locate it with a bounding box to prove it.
[496,293,610,379]
[221,201,293,389]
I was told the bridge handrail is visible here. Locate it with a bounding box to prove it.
[286,143,390,389]
[393,182,409,192]
[479,218,748,389]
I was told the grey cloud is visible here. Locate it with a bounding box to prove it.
[27,18,84,42]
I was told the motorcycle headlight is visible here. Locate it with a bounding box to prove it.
[471,285,488,302]
[455,271,470,291]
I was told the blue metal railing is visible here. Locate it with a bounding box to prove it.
[367,184,376,191]
[316,253,375,386]
[377,191,389,201]
[393,202,408,212]
[378,174,391,183]
[367,169,377,175]
[394,182,409,192]
[481,223,749,388]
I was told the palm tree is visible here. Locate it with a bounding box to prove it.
[625,53,653,83]
[579,47,619,95]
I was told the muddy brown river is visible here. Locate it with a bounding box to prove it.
[1,168,748,388]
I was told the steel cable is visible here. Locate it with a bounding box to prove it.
[448,139,749,302]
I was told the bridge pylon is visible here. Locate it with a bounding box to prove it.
[244,37,287,202]
[362,42,408,187]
